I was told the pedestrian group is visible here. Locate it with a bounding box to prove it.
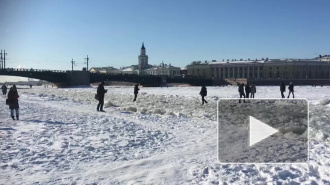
[280,81,295,98]
[95,81,296,110]
[0,81,298,120]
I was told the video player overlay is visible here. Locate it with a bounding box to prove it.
[218,99,308,163]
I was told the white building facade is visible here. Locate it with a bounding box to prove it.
[90,43,181,77]
[144,62,181,76]
[211,59,330,79]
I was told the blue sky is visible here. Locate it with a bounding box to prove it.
[1,0,330,71]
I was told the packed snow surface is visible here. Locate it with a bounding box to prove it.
[1,85,330,184]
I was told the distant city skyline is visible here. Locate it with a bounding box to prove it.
[1,0,330,73]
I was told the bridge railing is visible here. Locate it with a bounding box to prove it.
[90,73,218,86]
[1,68,67,73]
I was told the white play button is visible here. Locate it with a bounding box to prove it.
[218,99,308,163]
[249,116,278,147]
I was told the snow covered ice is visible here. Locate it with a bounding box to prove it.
[1,85,330,184]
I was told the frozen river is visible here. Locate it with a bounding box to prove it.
[1,85,330,184]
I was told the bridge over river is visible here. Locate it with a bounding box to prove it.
[0,68,217,87]
[0,68,89,87]
[6,68,326,87]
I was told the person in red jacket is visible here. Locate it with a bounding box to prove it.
[7,84,19,120]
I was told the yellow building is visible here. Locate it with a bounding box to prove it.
[186,62,212,78]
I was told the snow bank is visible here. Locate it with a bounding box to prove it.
[0,100,174,184]
[1,85,329,184]
[14,85,330,143]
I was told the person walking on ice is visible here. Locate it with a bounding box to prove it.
[245,83,251,99]
[199,85,208,105]
[97,81,107,112]
[133,84,140,102]
[7,85,19,120]
[280,81,286,98]
[238,83,246,103]
[250,84,256,98]
[287,82,294,98]
[1,84,7,95]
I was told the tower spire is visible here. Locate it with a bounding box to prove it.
[138,42,148,74]
[141,42,145,50]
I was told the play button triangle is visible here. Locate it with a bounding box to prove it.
[249,116,278,147]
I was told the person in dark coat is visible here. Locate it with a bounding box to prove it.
[245,83,251,99]
[133,84,140,102]
[287,82,294,98]
[238,83,246,103]
[7,85,19,120]
[97,81,107,112]
[280,81,286,98]
[250,84,256,98]
[1,84,7,95]
[199,85,208,105]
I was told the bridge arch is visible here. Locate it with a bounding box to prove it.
[0,68,69,87]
